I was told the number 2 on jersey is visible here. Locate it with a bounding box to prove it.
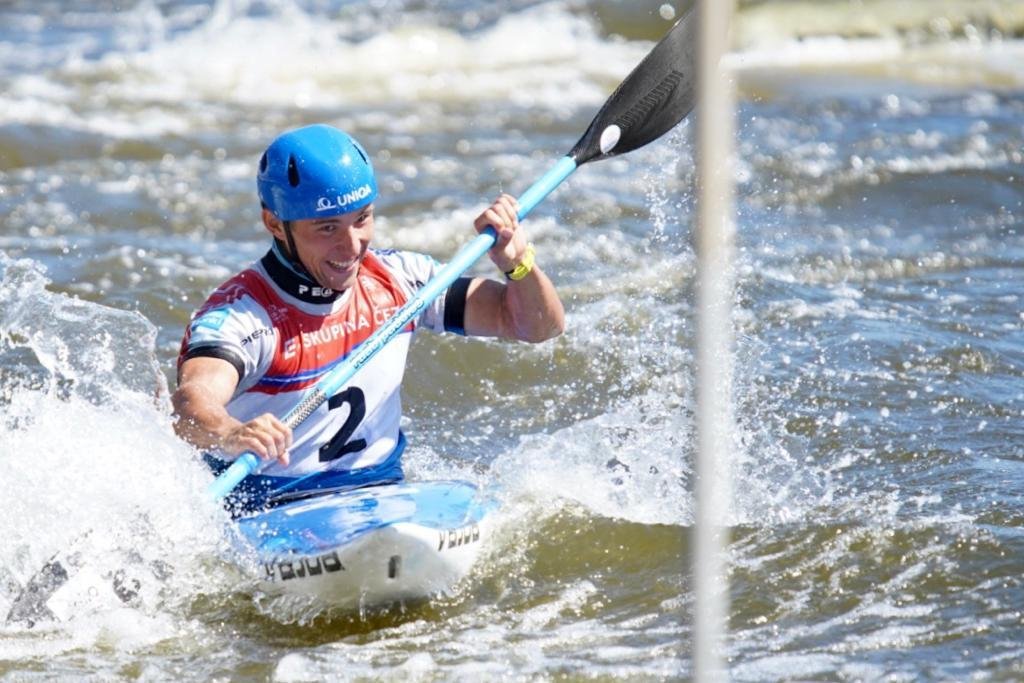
[319,387,367,462]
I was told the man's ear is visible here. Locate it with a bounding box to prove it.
[262,208,286,240]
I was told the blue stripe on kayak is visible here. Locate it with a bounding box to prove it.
[237,479,493,556]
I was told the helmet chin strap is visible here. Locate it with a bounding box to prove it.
[277,220,316,283]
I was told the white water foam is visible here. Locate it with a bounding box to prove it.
[0,254,233,645]
[0,2,646,139]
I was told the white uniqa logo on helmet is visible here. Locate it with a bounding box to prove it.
[315,184,372,212]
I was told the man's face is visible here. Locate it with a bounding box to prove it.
[265,204,375,292]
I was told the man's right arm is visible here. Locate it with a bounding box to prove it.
[172,355,292,466]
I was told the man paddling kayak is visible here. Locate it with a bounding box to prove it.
[172,124,564,513]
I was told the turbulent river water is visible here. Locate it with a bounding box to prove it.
[1,0,1023,680]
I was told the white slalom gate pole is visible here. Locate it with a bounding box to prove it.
[694,0,736,680]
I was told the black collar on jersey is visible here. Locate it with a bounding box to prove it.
[262,244,345,303]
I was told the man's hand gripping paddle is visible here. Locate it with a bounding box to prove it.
[7,7,698,625]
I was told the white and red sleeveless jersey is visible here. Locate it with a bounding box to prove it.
[178,246,468,481]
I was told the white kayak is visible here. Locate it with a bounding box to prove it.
[235,480,495,611]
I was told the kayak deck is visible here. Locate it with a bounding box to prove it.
[236,480,494,610]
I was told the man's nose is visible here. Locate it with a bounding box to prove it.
[334,227,359,252]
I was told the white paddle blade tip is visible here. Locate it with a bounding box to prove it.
[599,125,621,155]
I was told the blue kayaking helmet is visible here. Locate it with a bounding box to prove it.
[257,124,378,222]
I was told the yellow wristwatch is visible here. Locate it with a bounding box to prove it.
[504,243,536,281]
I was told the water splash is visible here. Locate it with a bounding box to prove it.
[0,253,168,406]
[0,253,229,642]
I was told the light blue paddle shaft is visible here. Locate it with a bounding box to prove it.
[206,155,579,500]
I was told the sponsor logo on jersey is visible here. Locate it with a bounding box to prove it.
[191,307,229,332]
[240,327,274,346]
[361,275,397,309]
[373,305,400,325]
[266,303,291,324]
[281,317,371,359]
[297,284,334,298]
[301,318,370,347]
[283,337,299,360]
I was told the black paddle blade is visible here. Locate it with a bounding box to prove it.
[569,6,697,165]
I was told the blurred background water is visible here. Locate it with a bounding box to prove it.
[1,0,1022,679]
